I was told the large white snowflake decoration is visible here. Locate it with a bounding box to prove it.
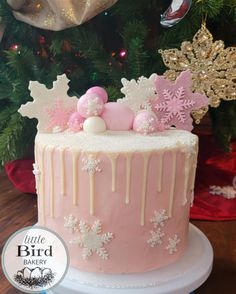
[18,74,78,133]
[210,185,236,199]
[153,70,209,131]
[166,234,180,255]
[150,209,169,228]
[69,220,114,260]
[64,214,79,234]
[82,155,102,174]
[147,228,165,247]
[118,74,157,114]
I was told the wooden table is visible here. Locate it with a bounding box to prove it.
[0,172,236,294]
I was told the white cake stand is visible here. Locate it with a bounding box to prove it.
[48,224,213,294]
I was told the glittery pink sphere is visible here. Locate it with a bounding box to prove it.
[77,93,104,118]
[86,86,108,103]
[68,112,85,132]
[133,111,157,135]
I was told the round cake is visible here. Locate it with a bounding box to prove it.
[18,73,208,276]
[34,129,198,273]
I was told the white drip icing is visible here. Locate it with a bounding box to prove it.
[49,147,55,218]
[72,151,79,206]
[168,151,177,218]
[140,153,151,226]
[125,154,132,204]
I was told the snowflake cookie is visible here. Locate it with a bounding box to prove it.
[118,74,157,114]
[153,70,209,131]
[70,220,113,260]
[18,74,78,133]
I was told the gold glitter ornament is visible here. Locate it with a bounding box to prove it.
[159,24,236,123]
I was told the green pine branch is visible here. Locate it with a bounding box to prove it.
[0,113,36,167]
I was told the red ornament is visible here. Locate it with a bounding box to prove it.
[10,44,19,51]
[119,49,127,58]
[39,36,46,44]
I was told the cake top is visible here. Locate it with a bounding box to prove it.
[18,70,209,136]
[36,129,198,153]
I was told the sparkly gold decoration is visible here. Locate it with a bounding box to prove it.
[43,13,56,28]
[61,8,77,25]
[159,24,236,123]
[9,0,118,31]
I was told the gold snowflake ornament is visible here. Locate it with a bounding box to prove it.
[159,24,236,123]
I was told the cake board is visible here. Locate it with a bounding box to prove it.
[47,224,213,294]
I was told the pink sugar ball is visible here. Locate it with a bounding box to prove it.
[86,86,108,103]
[101,102,134,131]
[68,112,85,132]
[77,93,104,118]
[133,111,157,135]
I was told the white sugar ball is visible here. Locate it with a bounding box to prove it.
[83,116,106,133]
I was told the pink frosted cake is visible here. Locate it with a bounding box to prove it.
[19,72,208,274]
[34,130,198,273]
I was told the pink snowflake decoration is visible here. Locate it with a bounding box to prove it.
[153,70,209,131]
[45,98,75,132]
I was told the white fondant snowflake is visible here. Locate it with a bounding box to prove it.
[70,220,113,260]
[209,185,236,199]
[86,97,103,116]
[64,214,79,234]
[32,163,40,192]
[82,156,102,174]
[18,74,78,133]
[32,163,40,178]
[166,234,180,254]
[150,209,169,228]
[118,74,157,114]
[147,228,165,247]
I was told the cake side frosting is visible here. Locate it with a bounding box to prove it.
[34,130,198,273]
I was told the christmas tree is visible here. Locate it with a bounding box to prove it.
[0,0,235,168]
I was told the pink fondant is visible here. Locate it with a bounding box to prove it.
[86,86,108,103]
[67,112,85,131]
[36,142,197,274]
[101,102,134,131]
[77,93,104,118]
